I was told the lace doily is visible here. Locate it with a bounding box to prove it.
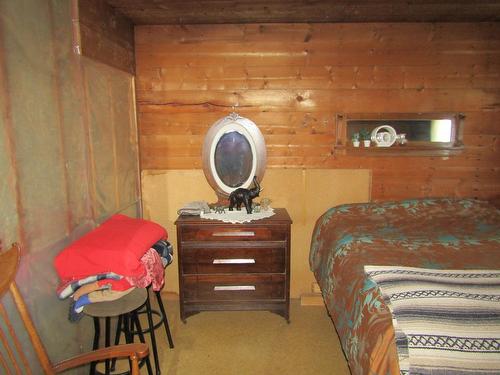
[200,208,275,223]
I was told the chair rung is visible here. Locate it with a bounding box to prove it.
[0,303,32,375]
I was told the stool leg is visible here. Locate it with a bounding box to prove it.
[132,311,153,375]
[115,314,123,344]
[155,291,174,349]
[123,313,132,343]
[105,316,111,375]
[145,295,161,375]
[90,317,100,375]
[110,315,123,371]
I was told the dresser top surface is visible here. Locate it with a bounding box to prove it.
[175,208,292,225]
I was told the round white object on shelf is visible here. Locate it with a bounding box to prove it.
[370,125,397,147]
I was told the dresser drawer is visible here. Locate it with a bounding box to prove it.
[181,246,285,274]
[180,225,287,242]
[182,274,285,301]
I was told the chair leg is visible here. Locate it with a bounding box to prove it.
[132,311,153,375]
[145,295,161,375]
[154,291,174,349]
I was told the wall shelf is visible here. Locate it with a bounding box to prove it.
[335,144,465,157]
[335,112,465,157]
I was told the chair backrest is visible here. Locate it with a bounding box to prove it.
[0,242,54,374]
[1,242,148,375]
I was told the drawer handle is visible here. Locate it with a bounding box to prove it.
[212,231,255,237]
[214,285,256,291]
[213,258,255,264]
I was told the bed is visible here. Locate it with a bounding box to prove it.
[309,198,500,375]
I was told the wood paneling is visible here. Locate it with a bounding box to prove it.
[135,23,500,200]
[76,0,135,74]
[105,0,500,24]
[141,169,371,298]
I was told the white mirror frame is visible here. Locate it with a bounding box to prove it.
[202,113,267,198]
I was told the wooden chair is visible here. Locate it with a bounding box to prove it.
[0,242,149,374]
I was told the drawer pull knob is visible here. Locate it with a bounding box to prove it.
[213,258,256,264]
[214,285,256,291]
[212,231,255,237]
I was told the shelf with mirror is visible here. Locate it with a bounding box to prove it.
[335,112,465,157]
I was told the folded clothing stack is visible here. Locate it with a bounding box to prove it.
[152,239,174,267]
[54,214,172,321]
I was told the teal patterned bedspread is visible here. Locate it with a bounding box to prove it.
[309,198,500,375]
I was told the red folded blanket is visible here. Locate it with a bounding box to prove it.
[54,214,167,284]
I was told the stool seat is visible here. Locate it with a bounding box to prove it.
[84,288,154,375]
[84,288,147,317]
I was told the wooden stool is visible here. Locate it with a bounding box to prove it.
[141,288,174,349]
[154,289,174,349]
[129,288,174,375]
[84,288,154,375]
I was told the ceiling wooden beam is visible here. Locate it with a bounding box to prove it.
[103,0,500,25]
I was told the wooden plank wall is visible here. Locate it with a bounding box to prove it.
[135,23,500,200]
[77,0,135,74]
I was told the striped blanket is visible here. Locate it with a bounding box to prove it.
[364,266,500,375]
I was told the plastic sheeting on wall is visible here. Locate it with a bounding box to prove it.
[0,0,140,372]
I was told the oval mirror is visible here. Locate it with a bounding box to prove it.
[214,131,253,188]
[202,113,266,199]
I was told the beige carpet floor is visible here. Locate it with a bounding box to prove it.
[147,297,350,375]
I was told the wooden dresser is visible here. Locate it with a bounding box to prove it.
[175,208,292,322]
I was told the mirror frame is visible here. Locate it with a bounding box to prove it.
[202,113,267,198]
[335,112,465,156]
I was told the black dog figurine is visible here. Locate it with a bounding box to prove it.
[228,176,262,214]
